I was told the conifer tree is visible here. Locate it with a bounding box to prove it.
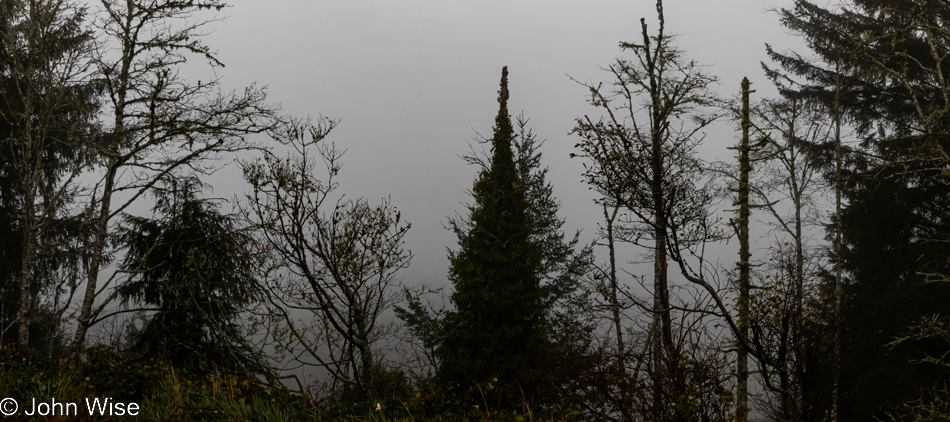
[454,114,594,347]
[117,176,265,376]
[439,67,544,398]
[0,0,98,349]
[768,1,950,419]
[398,115,592,389]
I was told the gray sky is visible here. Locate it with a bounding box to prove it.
[195,0,801,290]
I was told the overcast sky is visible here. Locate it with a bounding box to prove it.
[188,0,803,290]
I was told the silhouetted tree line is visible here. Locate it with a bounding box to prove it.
[2,0,950,420]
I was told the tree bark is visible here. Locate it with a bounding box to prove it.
[17,119,35,348]
[831,62,844,422]
[736,77,753,422]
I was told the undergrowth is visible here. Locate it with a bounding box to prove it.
[0,344,576,421]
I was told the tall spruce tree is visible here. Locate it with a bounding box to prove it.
[398,115,592,390]
[439,67,544,399]
[454,114,594,350]
[768,1,950,419]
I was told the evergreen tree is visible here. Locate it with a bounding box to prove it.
[0,0,98,351]
[117,176,266,376]
[438,67,544,399]
[511,117,594,372]
[769,1,950,419]
[455,114,594,352]
[398,115,592,390]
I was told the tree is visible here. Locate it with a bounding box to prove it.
[438,67,545,401]
[0,0,98,349]
[836,152,950,421]
[882,315,950,421]
[572,2,725,418]
[72,0,280,349]
[510,117,594,351]
[116,176,265,376]
[768,1,950,419]
[397,114,593,394]
[734,77,754,421]
[458,113,595,361]
[744,94,836,421]
[244,118,412,401]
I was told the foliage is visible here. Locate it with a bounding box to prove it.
[438,67,545,404]
[398,111,595,395]
[0,0,100,349]
[884,316,950,421]
[73,0,280,349]
[7,0,950,420]
[466,115,595,344]
[770,1,950,419]
[117,176,266,377]
[747,256,835,420]
[1,344,590,421]
[0,344,314,421]
[884,384,950,422]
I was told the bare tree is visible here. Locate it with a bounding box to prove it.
[563,268,735,422]
[710,89,837,421]
[244,118,412,401]
[752,95,836,422]
[572,1,725,419]
[72,0,280,349]
[734,77,754,421]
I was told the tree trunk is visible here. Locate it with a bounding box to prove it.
[72,164,116,350]
[651,117,677,417]
[604,204,624,373]
[736,77,753,422]
[831,62,844,422]
[17,134,35,348]
[790,105,806,420]
[648,10,677,408]
[73,2,132,350]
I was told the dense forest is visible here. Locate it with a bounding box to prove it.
[1,0,949,421]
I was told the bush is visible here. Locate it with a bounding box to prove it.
[0,344,315,421]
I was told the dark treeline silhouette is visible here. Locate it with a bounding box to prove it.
[1,0,949,421]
